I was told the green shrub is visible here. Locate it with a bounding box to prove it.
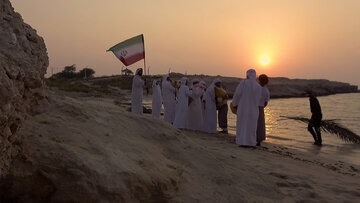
[45,79,111,93]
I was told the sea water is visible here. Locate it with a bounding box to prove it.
[227,93,360,165]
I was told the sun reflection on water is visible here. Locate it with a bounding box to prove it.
[264,106,274,140]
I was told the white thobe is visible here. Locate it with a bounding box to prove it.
[173,78,191,129]
[152,81,163,118]
[203,80,219,133]
[232,73,262,146]
[187,86,204,130]
[131,75,144,115]
[162,76,176,123]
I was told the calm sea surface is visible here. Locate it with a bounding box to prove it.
[145,93,360,165]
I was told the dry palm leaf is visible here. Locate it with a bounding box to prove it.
[281,116,360,144]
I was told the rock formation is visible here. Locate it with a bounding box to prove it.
[162,73,358,98]
[0,0,48,176]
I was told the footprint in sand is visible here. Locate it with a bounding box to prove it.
[269,172,289,180]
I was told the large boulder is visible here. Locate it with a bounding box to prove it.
[0,0,48,176]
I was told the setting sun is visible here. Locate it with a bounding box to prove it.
[261,57,270,66]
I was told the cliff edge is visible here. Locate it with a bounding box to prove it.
[0,0,48,176]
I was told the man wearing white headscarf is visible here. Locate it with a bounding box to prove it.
[152,79,163,119]
[173,77,191,129]
[187,79,205,131]
[131,68,144,115]
[162,75,176,123]
[203,78,221,133]
[232,69,262,147]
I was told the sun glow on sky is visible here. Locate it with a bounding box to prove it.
[260,57,270,66]
[10,0,360,85]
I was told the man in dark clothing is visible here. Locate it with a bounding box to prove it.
[307,91,322,146]
[218,104,228,134]
[215,82,229,134]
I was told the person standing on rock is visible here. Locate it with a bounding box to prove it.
[173,77,192,129]
[162,75,177,124]
[232,69,262,147]
[152,79,162,119]
[307,91,323,146]
[203,78,221,133]
[131,68,144,115]
[256,74,270,146]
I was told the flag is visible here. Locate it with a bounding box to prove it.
[107,34,145,66]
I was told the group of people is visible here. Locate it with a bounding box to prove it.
[154,73,230,133]
[131,68,271,147]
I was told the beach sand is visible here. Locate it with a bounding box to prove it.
[2,90,360,202]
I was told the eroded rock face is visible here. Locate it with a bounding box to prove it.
[0,0,48,176]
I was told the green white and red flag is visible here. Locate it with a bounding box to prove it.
[107,34,145,66]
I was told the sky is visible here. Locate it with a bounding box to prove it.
[11,0,360,86]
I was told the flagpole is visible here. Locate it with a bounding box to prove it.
[142,34,146,76]
[143,58,146,76]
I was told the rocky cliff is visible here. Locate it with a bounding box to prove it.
[165,73,358,98]
[87,73,358,99]
[266,77,358,98]
[0,0,48,176]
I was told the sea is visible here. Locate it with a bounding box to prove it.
[145,93,360,166]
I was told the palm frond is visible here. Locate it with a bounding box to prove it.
[281,116,360,144]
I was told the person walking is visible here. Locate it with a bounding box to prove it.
[307,91,323,146]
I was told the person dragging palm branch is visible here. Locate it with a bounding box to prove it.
[307,91,323,146]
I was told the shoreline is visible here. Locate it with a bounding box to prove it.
[192,129,360,175]
[195,131,360,176]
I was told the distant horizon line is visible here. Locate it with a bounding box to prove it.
[48,72,358,87]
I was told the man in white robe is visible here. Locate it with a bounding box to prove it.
[187,79,205,131]
[173,77,191,129]
[152,79,163,119]
[232,69,262,147]
[131,68,144,115]
[162,75,176,123]
[203,78,221,133]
